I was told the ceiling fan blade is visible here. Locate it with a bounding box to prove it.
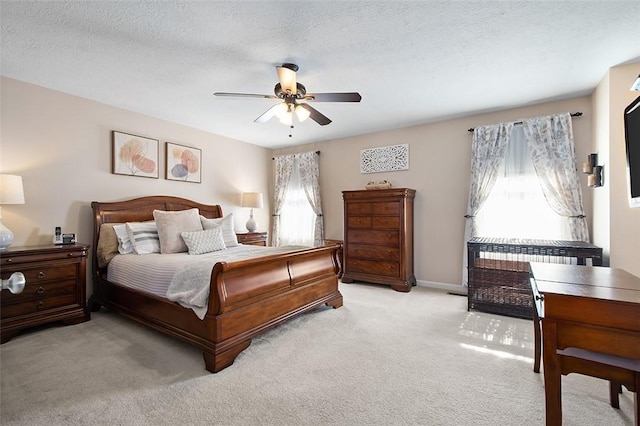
[304,92,362,102]
[254,103,281,123]
[276,65,297,95]
[299,103,332,126]
[214,92,278,100]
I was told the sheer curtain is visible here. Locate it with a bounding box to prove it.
[461,122,512,285]
[272,151,324,247]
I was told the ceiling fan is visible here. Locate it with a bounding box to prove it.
[214,63,361,127]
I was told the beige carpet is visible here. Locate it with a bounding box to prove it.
[0,283,635,425]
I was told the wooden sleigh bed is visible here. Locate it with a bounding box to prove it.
[90,196,343,373]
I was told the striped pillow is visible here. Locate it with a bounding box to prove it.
[200,213,238,247]
[126,221,160,254]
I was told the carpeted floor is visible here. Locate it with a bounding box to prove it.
[0,283,635,425]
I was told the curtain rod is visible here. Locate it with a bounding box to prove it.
[272,150,320,160]
[467,112,583,133]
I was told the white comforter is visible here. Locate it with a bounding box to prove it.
[107,245,308,319]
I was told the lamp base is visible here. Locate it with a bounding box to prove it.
[246,212,257,232]
[0,217,14,251]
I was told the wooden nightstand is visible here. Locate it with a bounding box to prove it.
[236,231,268,246]
[0,243,90,343]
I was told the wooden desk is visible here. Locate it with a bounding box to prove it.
[530,263,640,425]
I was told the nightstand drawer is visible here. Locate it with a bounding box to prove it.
[2,263,77,283]
[1,279,78,306]
[1,279,78,318]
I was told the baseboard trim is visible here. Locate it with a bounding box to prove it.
[416,279,467,295]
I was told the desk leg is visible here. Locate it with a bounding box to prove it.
[542,319,562,426]
[533,304,541,373]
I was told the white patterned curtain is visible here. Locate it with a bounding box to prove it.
[271,155,294,246]
[461,122,513,285]
[296,151,324,246]
[522,113,589,241]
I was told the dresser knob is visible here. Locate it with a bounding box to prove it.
[535,295,544,301]
[37,271,46,279]
[36,286,45,294]
[37,301,46,309]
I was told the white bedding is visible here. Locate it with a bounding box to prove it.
[107,245,308,319]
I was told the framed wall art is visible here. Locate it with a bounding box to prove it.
[360,144,409,174]
[166,142,202,183]
[112,131,159,178]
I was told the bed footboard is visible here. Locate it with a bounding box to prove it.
[203,245,342,372]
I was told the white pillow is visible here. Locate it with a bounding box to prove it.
[181,227,227,255]
[153,208,203,254]
[200,213,238,247]
[126,221,160,254]
[113,223,133,254]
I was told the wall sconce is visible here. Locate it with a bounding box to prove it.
[583,154,603,187]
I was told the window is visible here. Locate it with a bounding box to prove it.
[279,163,315,246]
[474,126,570,240]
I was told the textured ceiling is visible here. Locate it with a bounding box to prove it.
[2,1,639,149]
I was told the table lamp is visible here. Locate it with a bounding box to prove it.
[0,174,25,250]
[241,192,263,232]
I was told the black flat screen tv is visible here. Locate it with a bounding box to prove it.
[624,95,640,208]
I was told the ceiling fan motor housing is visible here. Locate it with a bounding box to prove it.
[274,82,306,98]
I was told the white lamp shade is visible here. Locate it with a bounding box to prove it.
[0,175,25,204]
[241,192,263,209]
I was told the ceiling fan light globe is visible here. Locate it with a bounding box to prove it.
[295,105,311,122]
[273,103,289,120]
[279,111,293,126]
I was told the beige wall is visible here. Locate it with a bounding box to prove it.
[273,96,594,290]
[4,74,621,293]
[593,63,640,277]
[0,77,272,286]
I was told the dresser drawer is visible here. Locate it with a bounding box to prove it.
[373,202,400,216]
[348,229,399,245]
[2,263,77,283]
[372,216,400,229]
[348,244,400,261]
[347,216,372,228]
[347,202,372,215]
[346,259,400,278]
[1,279,78,306]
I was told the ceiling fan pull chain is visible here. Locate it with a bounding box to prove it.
[289,125,294,138]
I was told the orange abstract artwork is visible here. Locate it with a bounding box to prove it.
[112,131,159,179]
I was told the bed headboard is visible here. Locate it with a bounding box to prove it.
[91,196,224,274]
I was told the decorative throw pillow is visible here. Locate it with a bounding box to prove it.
[113,223,134,254]
[181,227,227,255]
[153,208,203,254]
[126,221,160,254]
[200,213,238,247]
[96,223,120,268]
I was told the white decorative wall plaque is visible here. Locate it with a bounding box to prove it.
[360,144,409,174]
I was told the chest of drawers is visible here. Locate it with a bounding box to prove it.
[342,188,416,292]
[1,244,90,343]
